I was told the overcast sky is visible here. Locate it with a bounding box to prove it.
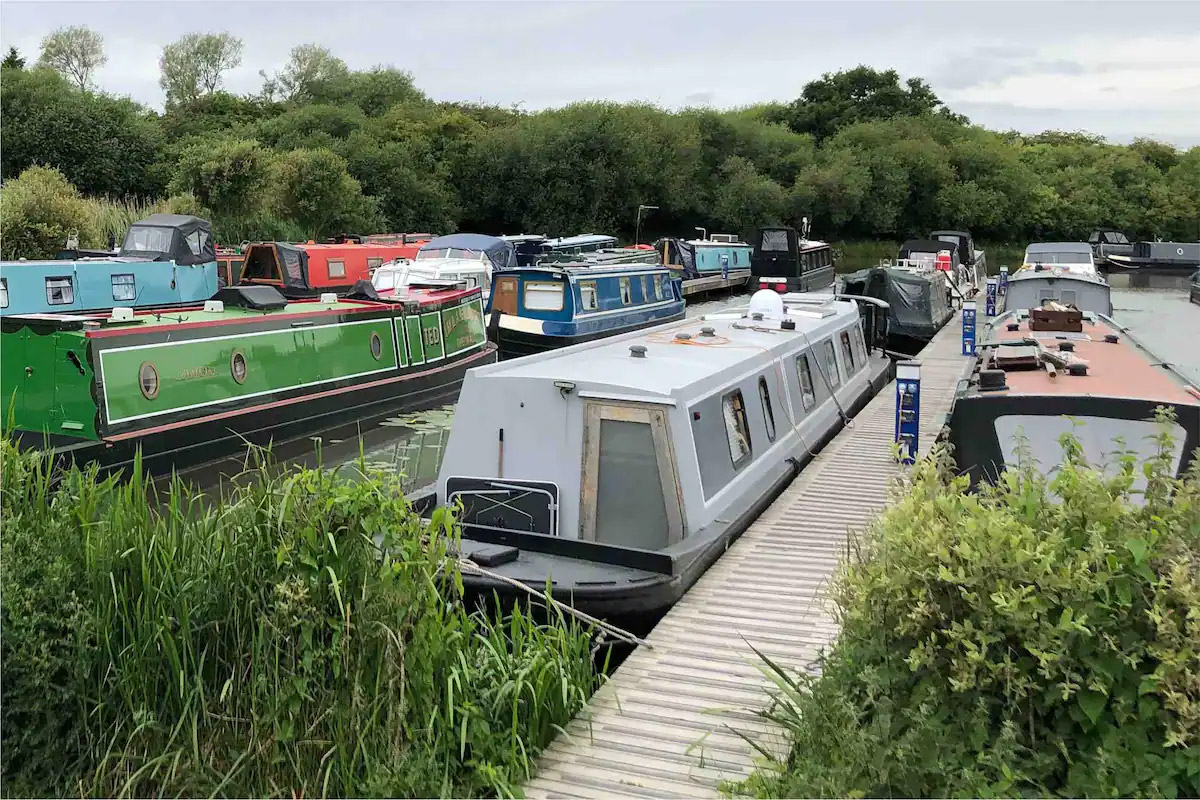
[4,0,1199,147]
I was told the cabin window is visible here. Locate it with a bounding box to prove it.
[758,377,777,442]
[822,339,842,389]
[722,390,752,468]
[581,402,683,549]
[579,281,598,311]
[0,278,8,309]
[230,350,248,384]
[367,257,384,270]
[328,259,347,279]
[762,230,789,251]
[111,274,136,301]
[796,354,816,410]
[852,325,869,366]
[840,331,856,373]
[186,229,209,256]
[654,274,664,301]
[641,275,650,302]
[45,276,74,306]
[139,362,159,399]
[619,277,632,305]
[523,281,564,311]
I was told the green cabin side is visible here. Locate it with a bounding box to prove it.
[1,326,100,440]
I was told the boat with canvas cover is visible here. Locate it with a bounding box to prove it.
[1,283,493,476]
[0,214,219,317]
[433,290,891,617]
[947,305,1200,487]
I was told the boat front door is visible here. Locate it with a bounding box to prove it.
[579,401,684,550]
[492,276,519,315]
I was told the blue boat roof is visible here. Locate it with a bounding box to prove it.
[505,264,669,279]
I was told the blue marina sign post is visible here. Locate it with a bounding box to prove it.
[999,264,1009,296]
[985,277,998,316]
[962,300,976,356]
[895,360,921,464]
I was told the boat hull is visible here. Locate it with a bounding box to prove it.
[489,308,687,359]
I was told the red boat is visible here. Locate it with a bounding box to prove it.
[238,237,433,296]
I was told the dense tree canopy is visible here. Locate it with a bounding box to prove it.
[1,54,1197,248]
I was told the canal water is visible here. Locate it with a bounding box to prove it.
[262,274,1198,494]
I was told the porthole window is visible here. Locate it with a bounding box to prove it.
[370,332,383,360]
[230,350,247,384]
[139,362,159,399]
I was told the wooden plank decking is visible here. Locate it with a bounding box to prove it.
[681,271,752,296]
[524,321,972,798]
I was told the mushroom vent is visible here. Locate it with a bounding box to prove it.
[699,326,716,337]
[781,319,796,331]
[1104,334,1120,344]
[674,332,692,342]
[978,369,1008,392]
[1058,341,1075,352]
[1006,323,1020,331]
[629,345,647,358]
[1068,363,1088,376]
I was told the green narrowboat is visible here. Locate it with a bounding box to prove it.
[1,283,494,475]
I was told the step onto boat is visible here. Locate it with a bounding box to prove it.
[1,214,219,317]
[485,263,685,359]
[433,290,892,618]
[1,284,494,476]
[947,306,1200,487]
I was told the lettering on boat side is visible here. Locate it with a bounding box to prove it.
[177,365,217,380]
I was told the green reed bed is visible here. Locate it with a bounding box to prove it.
[0,441,599,798]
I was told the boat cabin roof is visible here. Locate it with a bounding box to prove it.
[977,312,1198,405]
[503,263,669,280]
[476,296,860,399]
[1025,242,1093,255]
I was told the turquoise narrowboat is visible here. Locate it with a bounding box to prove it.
[485,264,685,359]
[655,233,754,279]
[0,214,219,317]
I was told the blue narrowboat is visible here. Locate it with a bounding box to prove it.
[654,233,754,279]
[485,263,685,359]
[0,214,219,317]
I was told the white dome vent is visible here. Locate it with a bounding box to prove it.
[747,289,785,320]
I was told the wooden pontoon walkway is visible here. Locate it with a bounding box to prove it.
[524,321,973,798]
[681,270,752,296]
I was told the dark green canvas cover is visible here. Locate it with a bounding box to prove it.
[843,266,952,342]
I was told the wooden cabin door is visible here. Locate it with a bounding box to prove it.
[492,276,519,314]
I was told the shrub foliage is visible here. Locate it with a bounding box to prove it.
[739,421,1200,798]
[0,441,598,798]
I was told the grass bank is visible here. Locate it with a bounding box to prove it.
[735,420,1200,797]
[0,442,599,798]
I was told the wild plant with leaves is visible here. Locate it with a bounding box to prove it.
[0,441,598,798]
[738,414,1200,798]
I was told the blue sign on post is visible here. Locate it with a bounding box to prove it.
[986,277,998,316]
[962,300,977,356]
[895,360,921,464]
[999,264,1009,296]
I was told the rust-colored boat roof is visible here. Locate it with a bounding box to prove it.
[982,314,1200,405]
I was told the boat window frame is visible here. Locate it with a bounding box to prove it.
[641,275,650,303]
[111,273,136,302]
[758,376,777,442]
[619,277,632,305]
[45,276,74,306]
[138,361,159,400]
[327,259,347,279]
[523,280,565,312]
[840,330,856,373]
[579,280,599,311]
[654,274,664,301]
[796,353,817,410]
[1,277,9,309]
[722,389,753,470]
[822,339,843,389]
[367,257,384,271]
[852,324,868,366]
[579,400,684,547]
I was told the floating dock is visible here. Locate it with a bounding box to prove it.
[523,320,972,798]
[681,270,752,297]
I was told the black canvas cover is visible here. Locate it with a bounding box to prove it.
[751,227,798,279]
[274,243,310,292]
[929,230,972,266]
[344,279,381,301]
[418,233,517,271]
[655,237,698,277]
[120,214,216,265]
[217,285,288,310]
[843,266,952,343]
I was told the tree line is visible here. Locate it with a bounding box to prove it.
[1,27,1198,259]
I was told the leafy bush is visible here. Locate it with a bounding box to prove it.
[0,165,102,258]
[738,420,1200,798]
[0,441,598,798]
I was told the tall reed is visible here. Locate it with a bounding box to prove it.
[0,440,599,798]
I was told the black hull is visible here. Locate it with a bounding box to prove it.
[18,344,497,478]
[456,357,893,621]
[490,310,687,360]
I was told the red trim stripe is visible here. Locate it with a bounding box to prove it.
[101,345,494,441]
